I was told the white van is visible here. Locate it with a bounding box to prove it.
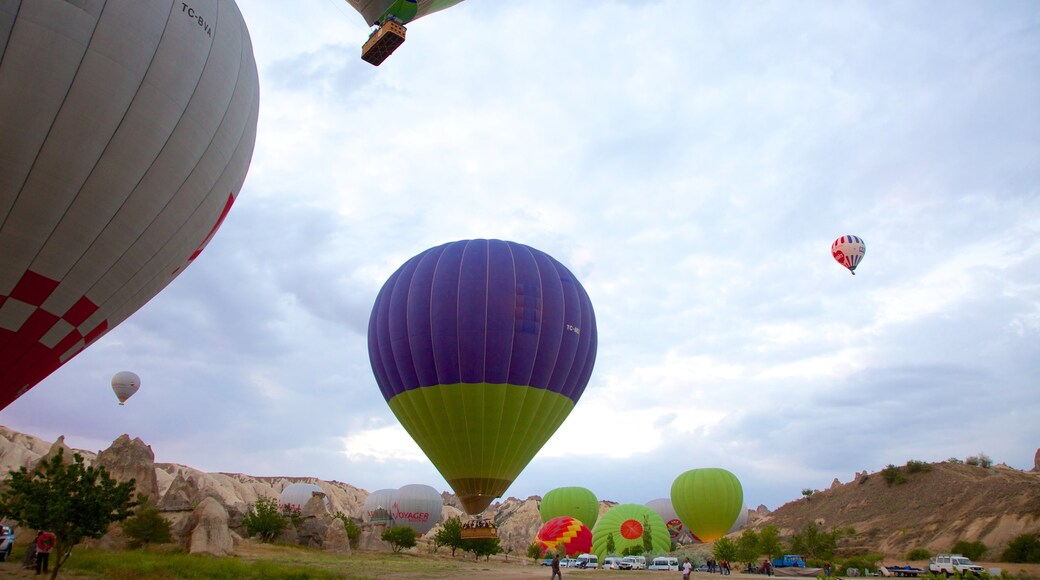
[576,554,599,569]
[650,556,679,571]
[603,556,625,570]
[622,555,648,570]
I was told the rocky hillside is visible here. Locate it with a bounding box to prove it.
[2,426,1038,557]
[751,461,1040,557]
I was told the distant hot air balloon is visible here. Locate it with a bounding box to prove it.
[671,468,744,543]
[646,497,693,543]
[364,488,398,523]
[368,239,598,515]
[537,516,593,557]
[0,0,259,411]
[349,0,466,65]
[392,484,443,535]
[591,504,669,559]
[279,482,329,512]
[540,486,600,530]
[110,371,141,406]
[831,235,866,275]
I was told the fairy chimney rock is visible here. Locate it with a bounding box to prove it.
[1033,448,1039,472]
[189,497,234,556]
[96,434,160,501]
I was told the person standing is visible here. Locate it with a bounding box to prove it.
[551,552,562,580]
[35,530,56,575]
[683,557,693,580]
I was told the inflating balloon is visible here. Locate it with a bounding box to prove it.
[591,504,669,559]
[110,371,141,406]
[671,468,744,543]
[368,239,598,514]
[0,0,259,411]
[540,486,600,530]
[364,489,398,523]
[393,484,443,535]
[646,497,692,543]
[537,516,592,557]
[279,483,329,511]
[831,235,866,275]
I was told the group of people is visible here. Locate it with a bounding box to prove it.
[705,559,732,574]
[21,530,57,575]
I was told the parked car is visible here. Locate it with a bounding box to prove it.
[540,558,553,567]
[929,554,985,577]
[0,524,14,562]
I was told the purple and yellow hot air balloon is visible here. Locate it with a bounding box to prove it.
[368,239,597,514]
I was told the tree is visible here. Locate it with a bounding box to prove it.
[382,525,417,553]
[243,496,287,542]
[881,464,907,485]
[122,499,172,549]
[1001,534,1040,563]
[333,513,361,549]
[528,542,544,560]
[758,525,784,561]
[466,536,503,561]
[433,516,464,557]
[950,540,986,561]
[642,515,654,554]
[735,528,761,567]
[790,522,838,562]
[713,536,738,563]
[606,531,616,555]
[0,448,137,580]
[802,489,815,500]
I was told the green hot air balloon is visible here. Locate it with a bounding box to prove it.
[540,486,600,530]
[670,468,744,543]
[347,0,465,26]
[591,504,669,560]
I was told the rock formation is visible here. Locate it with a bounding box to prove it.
[322,518,352,553]
[189,497,235,556]
[830,478,841,489]
[96,434,160,501]
[296,493,335,548]
[1033,448,1039,472]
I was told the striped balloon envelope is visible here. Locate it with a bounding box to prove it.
[368,239,597,514]
[537,516,592,557]
[831,235,866,275]
[0,0,259,410]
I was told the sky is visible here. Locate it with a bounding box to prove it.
[3,0,1039,512]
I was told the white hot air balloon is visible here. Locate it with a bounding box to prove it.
[0,0,259,411]
[279,482,329,512]
[111,371,140,405]
[392,484,443,535]
[363,488,398,524]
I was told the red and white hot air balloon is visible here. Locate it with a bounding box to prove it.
[831,235,866,275]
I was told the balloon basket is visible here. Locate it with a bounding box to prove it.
[461,518,498,540]
[362,21,407,66]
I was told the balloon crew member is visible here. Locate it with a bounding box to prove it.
[35,530,56,575]
[551,552,562,580]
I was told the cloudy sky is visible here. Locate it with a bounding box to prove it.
[4,0,1039,511]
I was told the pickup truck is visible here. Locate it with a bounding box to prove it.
[928,554,985,576]
[773,555,807,568]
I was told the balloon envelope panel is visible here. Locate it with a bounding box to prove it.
[368,239,597,514]
[541,486,600,530]
[0,0,259,410]
[670,468,744,543]
[363,488,398,523]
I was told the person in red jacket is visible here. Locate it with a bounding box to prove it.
[35,530,56,575]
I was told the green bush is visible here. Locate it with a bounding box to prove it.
[333,513,361,549]
[950,540,986,561]
[964,454,992,468]
[243,496,287,542]
[881,464,907,485]
[1001,534,1040,563]
[839,554,884,576]
[905,460,932,474]
[906,548,931,561]
[381,525,417,553]
[122,501,172,548]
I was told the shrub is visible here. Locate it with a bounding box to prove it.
[947,457,963,464]
[122,501,173,548]
[381,525,417,553]
[840,554,884,576]
[905,460,932,474]
[950,540,987,561]
[1001,534,1040,563]
[243,496,287,542]
[880,464,907,485]
[906,548,931,561]
[965,454,992,468]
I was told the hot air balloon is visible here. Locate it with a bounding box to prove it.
[670,468,744,543]
[727,503,750,534]
[364,488,398,524]
[646,497,694,544]
[537,516,593,557]
[279,483,330,512]
[349,0,466,65]
[368,239,598,515]
[541,486,600,530]
[591,504,669,559]
[110,371,141,406]
[831,235,866,275]
[0,0,259,411]
[392,484,443,535]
